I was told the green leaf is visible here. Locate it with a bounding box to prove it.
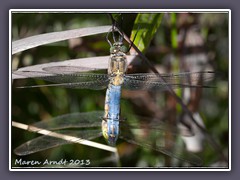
[170,13,178,49]
[130,13,163,53]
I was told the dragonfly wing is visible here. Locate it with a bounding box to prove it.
[119,128,202,166]
[14,129,102,156]
[123,71,214,91]
[33,111,103,130]
[13,68,109,90]
[120,117,194,137]
[14,111,104,156]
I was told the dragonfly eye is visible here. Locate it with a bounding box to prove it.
[120,45,128,53]
[110,46,116,54]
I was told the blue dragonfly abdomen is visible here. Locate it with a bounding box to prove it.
[102,84,122,145]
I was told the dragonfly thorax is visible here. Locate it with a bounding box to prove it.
[108,42,127,86]
[109,55,127,74]
[109,63,125,85]
[109,43,127,72]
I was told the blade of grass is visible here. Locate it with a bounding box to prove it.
[12,25,112,54]
[130,13,163,53]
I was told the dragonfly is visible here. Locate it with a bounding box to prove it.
[13,27,214,166]
[13,44,214,139]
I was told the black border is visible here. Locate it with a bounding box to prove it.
[1,0,237,179]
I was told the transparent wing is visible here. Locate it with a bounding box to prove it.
[13,66,110,90]
[14,111,104,156]
[33,111,103,130]
[119,127,202,166]
[119,113,201,166]
[123,71,214,91]
[14,129,102,156]
[120,116,194,137]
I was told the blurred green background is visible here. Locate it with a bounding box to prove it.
[11,12,229,168]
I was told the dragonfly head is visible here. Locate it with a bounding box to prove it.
[110,42,128,54]
[101,119,119,146]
